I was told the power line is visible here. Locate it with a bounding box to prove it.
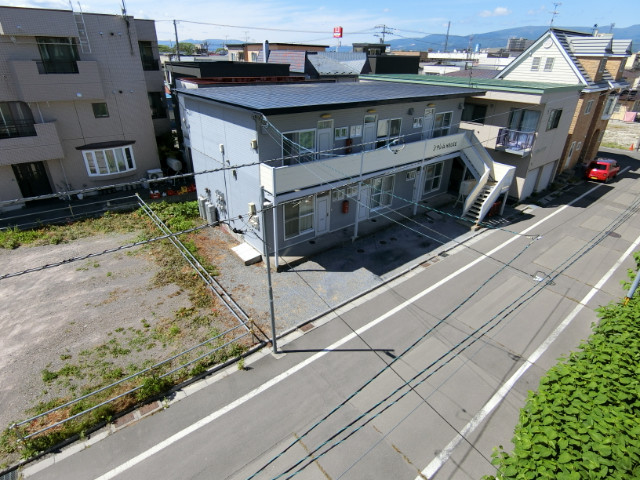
[0,203,273,282]
[253,182,640,479]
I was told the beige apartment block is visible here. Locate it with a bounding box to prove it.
[0,6,170,211]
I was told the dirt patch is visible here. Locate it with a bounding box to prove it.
[603,120,640,150]
[0,232,233,440]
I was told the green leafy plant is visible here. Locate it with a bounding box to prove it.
[484,255,640,480]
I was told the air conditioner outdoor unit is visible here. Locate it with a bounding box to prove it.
[147,168,163,180]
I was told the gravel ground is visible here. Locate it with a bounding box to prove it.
[602,120,640,150]
[0,234,204,435]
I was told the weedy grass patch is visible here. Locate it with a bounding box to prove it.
[0,201,252,465]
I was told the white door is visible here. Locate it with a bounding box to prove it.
[315,195,330,236]
[357,185,370,220]
[363,114,377,151]
[422,108,435,139]
[317,120,333,159]
[537,161,556,192]
[521,168,539,200]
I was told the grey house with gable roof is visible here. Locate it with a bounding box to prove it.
[178,82,514,266]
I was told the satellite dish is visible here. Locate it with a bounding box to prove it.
[387,137,405,155]
[166,157,182,173]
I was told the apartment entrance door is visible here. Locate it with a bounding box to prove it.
[12,161,53,202]
[316,120,333,159]
[363,114,377,151]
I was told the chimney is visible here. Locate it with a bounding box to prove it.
[263,40,269,63]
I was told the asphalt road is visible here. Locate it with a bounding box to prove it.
[24,152,640,480]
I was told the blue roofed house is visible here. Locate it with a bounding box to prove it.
[178,82,515,267]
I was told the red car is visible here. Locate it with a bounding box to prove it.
[585,158,620,182]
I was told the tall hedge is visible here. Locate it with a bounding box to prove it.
[484,255,640,479]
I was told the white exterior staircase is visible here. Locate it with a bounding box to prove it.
[458,131,515,224]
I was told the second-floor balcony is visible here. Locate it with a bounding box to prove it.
[260,132,468,195]
[36,60,79,74]
[0,122,63,166]
[495,128,535,155]
[10,60,104,102]
[0,120,37,140]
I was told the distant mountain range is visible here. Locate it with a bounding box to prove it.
[159,25,639,53]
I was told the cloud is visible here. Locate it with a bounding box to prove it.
[528,6,548,15]
[479,7,511,18]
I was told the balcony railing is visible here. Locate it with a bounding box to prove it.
[0,121,37,140]
[495,128,535,154]
[261,132,469,195]
[35,60,79,74]
[269,132,426,168]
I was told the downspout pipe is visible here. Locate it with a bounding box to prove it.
[623,269,640,305]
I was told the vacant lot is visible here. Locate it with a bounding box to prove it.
[0,234,198,432]
[0,204,258,465]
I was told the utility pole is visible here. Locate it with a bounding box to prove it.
[443,21,451,52]
[173,20,180,61]
[374,24,393,44]
[260,187,278,354]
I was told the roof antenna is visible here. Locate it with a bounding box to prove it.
[550,2,561,27]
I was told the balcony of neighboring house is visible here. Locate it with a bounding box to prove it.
[495,128,535,155]
[0,121,64,166]
[461,121,536,157]
[10,60,104,102]
[260,130,470,195]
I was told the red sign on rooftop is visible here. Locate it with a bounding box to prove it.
[333,26,343,38]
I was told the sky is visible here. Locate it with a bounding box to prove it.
[5,0,638,45]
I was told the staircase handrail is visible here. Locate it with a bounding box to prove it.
[476,163,515,221]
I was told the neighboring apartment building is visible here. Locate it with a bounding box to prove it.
[178,82,514,265]
[226,42,328,63]
[0,6,169,210]
[362,74,581,200]
[496,28,632,174]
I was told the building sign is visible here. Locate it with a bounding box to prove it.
[427,137,460,157]
[333,26,343,38]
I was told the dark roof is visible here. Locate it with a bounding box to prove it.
[178,81,486,115]
[76,140,135,150]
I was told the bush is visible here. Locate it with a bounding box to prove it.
[485,259,640,479]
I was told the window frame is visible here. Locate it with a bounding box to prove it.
[433,112,452,137]
[461,104,487,124]
[369,175,394,210]
[531,57,541,71]
[543,57,555,72]
[546,109,563,131]
[334,126,349,140]
[283,195,315,240]
[36,36,80,74]
[283,129,316,164]
[584,99,594,115]
[83,145,136,177]
[92,102,109,118]
[423,161,444,195]
[376,118,402,147]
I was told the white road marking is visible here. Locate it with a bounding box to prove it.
[92,182,606,480]
[419,230,640,479]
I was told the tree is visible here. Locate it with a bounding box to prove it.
[177,42,196,55]
[158,44,173,54]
